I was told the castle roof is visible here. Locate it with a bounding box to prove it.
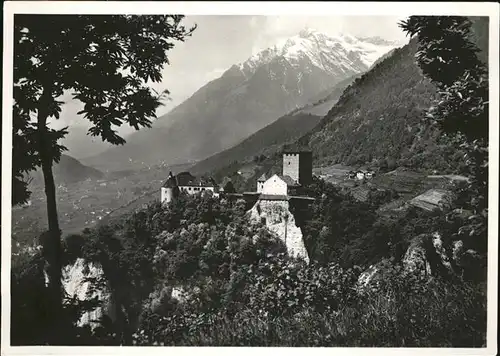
[179,176,216,188]
[163,171,217,188]
[257,173,267,182]
[282,143,312,154]
[176,171,196,185]
[278,174,301,187]
[162,172,178,188]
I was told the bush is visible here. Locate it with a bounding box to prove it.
[133,257,486,347]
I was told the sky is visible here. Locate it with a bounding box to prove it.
[52,15,409,136]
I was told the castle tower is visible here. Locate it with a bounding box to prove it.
[282,145,312,186]
[161,171,179,204]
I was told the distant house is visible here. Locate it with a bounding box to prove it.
[365,172,374,179]
[356,171,365,180]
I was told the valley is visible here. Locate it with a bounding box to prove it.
[12,160,192,251]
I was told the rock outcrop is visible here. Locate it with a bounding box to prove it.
[402,234,433,276]
[357,263,381,290]
[402,232,478,278]
[358,231,484,293]
[62,258,114,328]
[248,199,309,263]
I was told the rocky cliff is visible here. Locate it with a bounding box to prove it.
[248,199,309,263]
[62,258,114,328]
[357,231,484,290]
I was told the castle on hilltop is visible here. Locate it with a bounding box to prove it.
[159,145,314,262]
[161,171,220,204]
[256,144,313,199]
[160,144,314,205]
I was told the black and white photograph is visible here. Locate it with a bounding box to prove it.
[2,1,499,353]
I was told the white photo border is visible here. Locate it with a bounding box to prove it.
[2,2,499,356]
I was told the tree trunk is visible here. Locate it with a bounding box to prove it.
[37,90,64,343]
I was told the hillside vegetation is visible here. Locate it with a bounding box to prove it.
[12,181,487,346]
[301,38,444,170]
[198,39,443,190]
[190,113,321,175]
[299,16,488,172]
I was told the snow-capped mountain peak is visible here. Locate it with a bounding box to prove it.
[238,29,400,78]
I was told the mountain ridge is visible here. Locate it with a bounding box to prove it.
[30,154,104,187]
[81,30,399,172]
[189,72,363,176]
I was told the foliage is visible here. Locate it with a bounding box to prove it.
[13,14,195,204]
[222,180,236,194]
[131,255,485,347]
[38,194,281,344]
[298,177,378,265]
[399,16,489,280]
[12,184,487,346]
[400,16,487,142]
[11,248,103,345]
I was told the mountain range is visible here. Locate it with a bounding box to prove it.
[197,17,488,190]
[81,30,401,171]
